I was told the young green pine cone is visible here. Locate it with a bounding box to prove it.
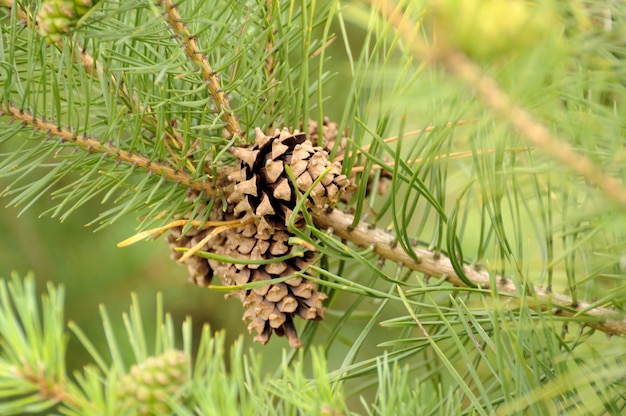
[117,350,188,416]
[37,0,99,42]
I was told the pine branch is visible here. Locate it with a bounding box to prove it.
[1,103,216,196]
[439,50,626,208]
[374,0,626,208]
[0,274,355,415]
[1,1,626,412]
[1,0,201,175]
[157,0,242,140]
[313,208,626,336]
[3,0,623,341]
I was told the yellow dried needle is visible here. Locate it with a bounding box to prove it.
[177,218,252,263]
[117,218,244,247]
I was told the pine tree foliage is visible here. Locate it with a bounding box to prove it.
[1,0,626,414]
[0,273,351,415]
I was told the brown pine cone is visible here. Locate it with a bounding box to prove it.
[228,127,351,227]
[306,119,391,201]
[168,216,326,348]
[167,126,355,348]
[306,118,347,155]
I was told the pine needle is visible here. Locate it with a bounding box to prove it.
[117,218,245,247]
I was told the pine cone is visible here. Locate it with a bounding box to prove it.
[306,119,391,200]
[37,0,98,42]
[167,127,354,348]
[166,226,213,286]
[306,118,347,155]
[228,127,351,227]
[166,203,327,347]
[117,350,187,416]
[206,223,326,348]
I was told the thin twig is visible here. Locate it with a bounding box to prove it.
[371,0,626,207]
[350,147,529,173]
[1,104,216,196]
[157,0,242,139]
[313,208,626,336]
[335,119,477,162]
[440,51,626,208]
[263,0,278,123]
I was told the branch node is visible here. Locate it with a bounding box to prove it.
[377,256,385,268]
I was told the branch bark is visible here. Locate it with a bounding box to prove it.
[313,208,626,336]
[158,0,242,140]
[1,104,216,196]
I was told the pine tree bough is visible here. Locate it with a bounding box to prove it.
[0,104,215,196]
[312,209,626,337]
[4,0,625,347]
[157,0,242,139]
